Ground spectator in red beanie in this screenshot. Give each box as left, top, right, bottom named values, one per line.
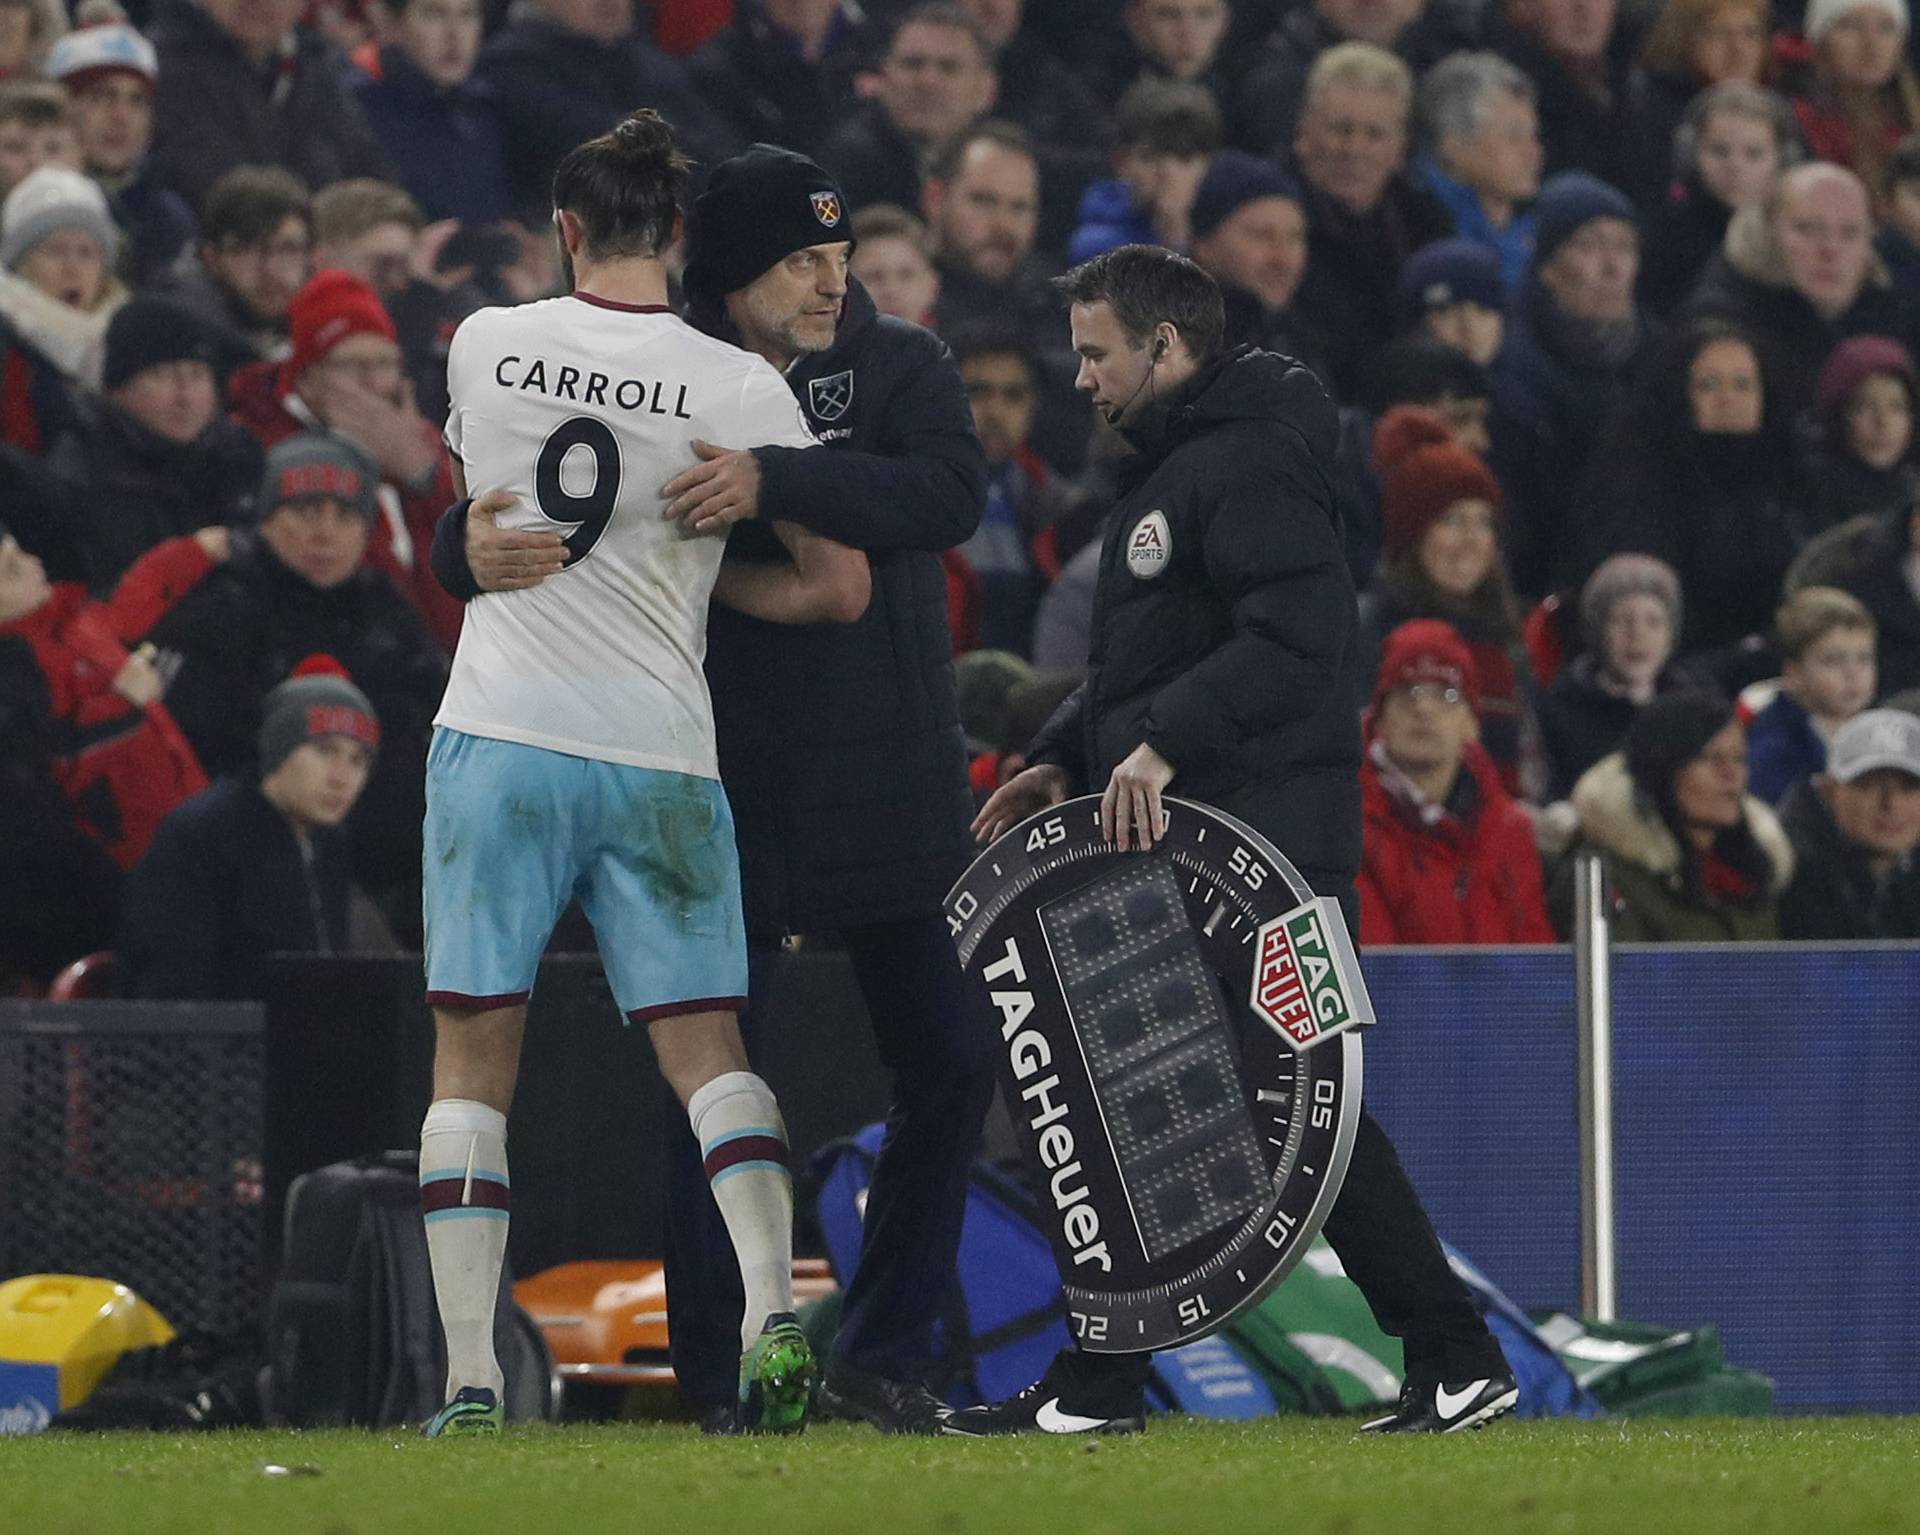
left=1357, top=403, right=1545, bottom=800
left=1359, top=617, right=1554, bottom=945
left=228, top=266, right=460, bottom=649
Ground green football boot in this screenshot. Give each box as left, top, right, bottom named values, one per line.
left=422, top=1385, right=504, bottom=1438
left=736, top=1312, right=818, bottom=1435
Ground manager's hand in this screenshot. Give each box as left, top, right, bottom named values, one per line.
left=467, top=488, right=566, bottom=592
left=662, top=439, right=761, bottom=533
left=1102, top=742, right=1175, bottom=852
left=972, top=763, right=1070, bottom=845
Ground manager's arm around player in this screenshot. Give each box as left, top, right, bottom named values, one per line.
left=432, top=146, right=998, bottom=1435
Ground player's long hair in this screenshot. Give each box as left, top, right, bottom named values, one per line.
left=552, top=109, right=690, bottom=261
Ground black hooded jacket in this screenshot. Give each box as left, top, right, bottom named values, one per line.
left=1027, top=346, right=1363, bottom=884
left=1568, top=324, right=1822, bottom=660
left=49, top=401, right=263, bottom=592
left=433, top=281, right=986, bottom=937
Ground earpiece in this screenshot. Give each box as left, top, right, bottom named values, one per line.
left=1151, top=337, right=1167, bottom=362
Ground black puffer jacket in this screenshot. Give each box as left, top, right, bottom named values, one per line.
left=1028, top=346, right=1363, bottom=884
left=715, top=283, right=985, bottom=935
left=120, top=776, right=353, bottom=1000
left=433, top=282, right=986, bottom=937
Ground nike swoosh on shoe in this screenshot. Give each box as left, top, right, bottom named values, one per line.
left=1434, top=1380, right=1490, bottom=1418
left=1035, top=1398, right=1111, bottom=1433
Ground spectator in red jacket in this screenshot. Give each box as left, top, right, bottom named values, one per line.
left=227, top=266, right=460, bottom=648
left=1359, top=618, right=1556, bottom=944
left=0, top=516, right=208, bottom=871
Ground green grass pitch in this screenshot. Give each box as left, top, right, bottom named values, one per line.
left=6, top=1418, right=1917, bottom=1535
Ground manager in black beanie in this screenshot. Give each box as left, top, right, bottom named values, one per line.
left=681, top=142, right=853, bottom=325
left=435, top=137, right=990, bottom=1433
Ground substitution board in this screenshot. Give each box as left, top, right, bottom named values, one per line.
left=946, top=796, right=1368, bottom=1353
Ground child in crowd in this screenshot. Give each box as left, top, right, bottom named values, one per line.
left=849, top=203, right=940, bottom=327
left=0, top=516, right=209, bottom=870
left=1360, top=405, right=1546, bottom=800
left=118, top=656, right=380, bottom=1000
left=1873, top=131, right=1920, bottom=292
left=1747, top=586, right=1879, bottom=802
left=1067, top=78, right=1220, bottom=263
left=0, top=80, right=78, bottom=198
left=1395, top=239, right=1506, bottom=369
left=1640, top=82, right=1797, bottom=314
left=1540, top=554, right=1699, bottom=799
left=1808, top=334, right=1917, bottom=523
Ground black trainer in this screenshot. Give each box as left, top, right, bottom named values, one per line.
left=941, top=1350, right=1146, bottom=1438
left=1360, top=1373, right=1519, bottom=1434
left=813, top=1358, right=950, bottom=1435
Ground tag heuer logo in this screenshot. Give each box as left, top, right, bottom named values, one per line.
left=1250, top=898, right=1372, bottom=1050
left=808, top=369, right=853, bottom=421
left=1126, top=510, right=1170, bottom=579
left=810, top=190, right=842, bottom=227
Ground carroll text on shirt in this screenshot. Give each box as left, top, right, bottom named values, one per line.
left=492, top=355, right=692, bottom=418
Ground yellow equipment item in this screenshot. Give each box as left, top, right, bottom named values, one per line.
left=0, top=1274, right=175, bottom=1433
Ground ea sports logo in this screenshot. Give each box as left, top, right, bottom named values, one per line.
left=1126, top=510, right=1170, bottom=579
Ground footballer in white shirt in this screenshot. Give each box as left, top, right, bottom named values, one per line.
left=415, top=112, right=865, bottom=1440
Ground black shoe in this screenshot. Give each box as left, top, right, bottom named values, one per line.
left=941, top=1350, right=1146, bottom=1438
left=1360, top=1373, right=1518, bottom=1434
left=814, top=1358, right=950, bottom=1435
left=699, top=1402, right=740, bottom=1436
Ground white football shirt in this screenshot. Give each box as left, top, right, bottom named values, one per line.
left=437, top=294, right=816, bottom=778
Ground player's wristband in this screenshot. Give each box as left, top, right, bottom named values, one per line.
left=429, top=498, right=482, bottom=603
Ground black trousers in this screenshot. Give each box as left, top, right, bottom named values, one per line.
left=663, top=913, right=999, bottom=1409
left=1099, top=874, right=1506, bottom=1392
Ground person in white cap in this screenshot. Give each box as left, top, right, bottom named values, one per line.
left=47, top=12, right=196, bottom=286
left=1787, top=0, right=1918, bottom=204
left=1779, top=706, right=1920, bottom=936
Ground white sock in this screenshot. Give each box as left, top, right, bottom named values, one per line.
left=688, top=1071, right=794, bottom=1348
left=419, top=1097, right=509, bottom=1399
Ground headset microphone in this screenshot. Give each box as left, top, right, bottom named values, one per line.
left=1103, top=334, right=1170, bottom=425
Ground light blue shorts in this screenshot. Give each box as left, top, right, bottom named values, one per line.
left=422, top=728, right=747, bottom=1022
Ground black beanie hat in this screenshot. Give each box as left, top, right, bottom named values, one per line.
left=1624, top=691, right=1735, bottom=821
left=103, top=297, right=221, bottom=392
left=682, top=144, right=850, bottom=310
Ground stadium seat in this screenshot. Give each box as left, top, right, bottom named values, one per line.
left=47, top=952, right=119, bottom=1002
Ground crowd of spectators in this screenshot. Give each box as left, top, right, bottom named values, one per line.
left=7, top=0, right=1920, bottom=999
